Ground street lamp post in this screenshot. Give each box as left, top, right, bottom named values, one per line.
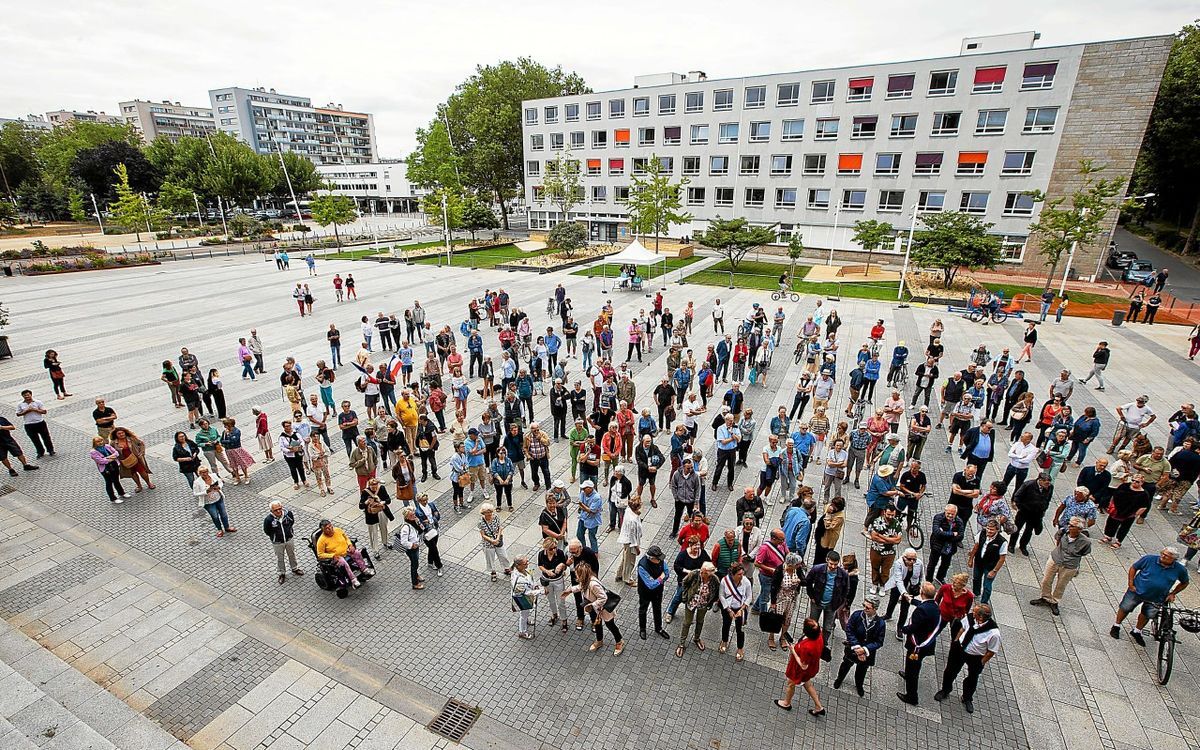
left=827, top=200, right=841, bottom=266
left=899, top=208, right=922, bottom=301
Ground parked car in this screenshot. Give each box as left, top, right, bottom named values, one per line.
left=1106, top=249, right=1138, bottom=269
left=1122, top=259, right=1156, bottom=285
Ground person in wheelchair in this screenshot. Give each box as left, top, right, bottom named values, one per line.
left=315, top=519, right=374, bottom=588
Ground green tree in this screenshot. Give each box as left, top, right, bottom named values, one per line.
left=157, top=181, right=196, bottom=224
left=0, top=122, right=45, bottom=204
left=695, top=217, right=777, bottom=272
left=421, top=58, right=588, bottom=229
left=628, top=154, right=692, bottom=252
left=406, top=120, right=461, bottom=192
left=548, top=220, right=587, bottom=257
left=909, top=211, right=1002, bottom=288
left=200, top=133, right=275, bottom=208
left=0, top=200, right=18, bottom=227
left=786, top=233, right=805, bottom=287
left=36, top=121, right=139, bottom=190
left=460, top=196, right=499, bottom=241
left=270, top=151, right=324, bottom=198
left=850, top=219, right=894, bottom=272
left=67, top=189, right=86, bottom=223
left=420, top=186, right=464, bottom=234
left=309, top=193, right=358, bottom=248
left=71, top=140, right=160, bottom=205
left=108, top=163, right=163, bottom=241
left=541, top=153, right=582, bottom=234
left=1027, top=160, right=1125, bottom=289
left=16, top=177, right=68, bottom=221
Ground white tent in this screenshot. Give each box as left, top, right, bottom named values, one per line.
left=601, top=239, right=668, bottom=289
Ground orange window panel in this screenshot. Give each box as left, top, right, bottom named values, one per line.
left=958, top=151, right=988, bottom=165
left=837, top=153, right=863, bottom=171
left=614, top=128, right=630, bottom=143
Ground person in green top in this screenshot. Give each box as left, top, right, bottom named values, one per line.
left=568, top=417, right=591, bottom=484
left=194, top=418, right=232, bottom=476
left=711, top=527, right=742, bottom=577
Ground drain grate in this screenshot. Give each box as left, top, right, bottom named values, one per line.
left=0, top=485, right=14, bottom=497
left=427, top=698, right=480, bottom=742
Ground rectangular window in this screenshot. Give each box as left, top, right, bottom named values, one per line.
left=686, top=91, right=704, bottom=113
left=638, top=127, right=655, bottom=147
left=632, top=158, right=649, bottom=176
left=802, top=153, right=826, bottom=175
left=1001, top=150, right=1035, bottom=175
left=690, top=124, right=709, bottom=144
left=1021, top=62, right=1058, bottom=90
left=778, top=83, right=801, bottom=106
left=550, top=133, right=564, bottom=150
left=1004, top=192, right=1035, bottom=216
left=879, top=189, right=904, bottom=212
left=615, top=186, right=630, bottom=203
left=744, top=188, right=765, bottom=207
left=614, top=128, right=630, bottom=147
left=609, top=99, right=625, bottom=118
left=565, top=103, right=579, bottom=122
left=918, top=190, right=946, bottom=212
left=886, top=74, right=915, bottom=99
left=569, top=131, right=584, bottom=149
left=1023, top=107, right=1059, bottom=133
left=890, top=114, right=917, bottom=137
left=815, top=118, right=839, bottom=140
left=810, top=80, right=834, bottom=104
left=771, top=154, right=793, bottom=176
left=658, top=156, right=674, bottom=173
left=960, top=191, right=989, bottom=214
left=781, top=119, right=804, bottom=141
left=687, top=187, right=706, bottom=206
left=586, top=158, right=601, bottom=176
left=749, top=121, right=771, bottom=142
left=525, top=108, right=538, bottom=125
left=837, top=153, right=863, bottom=175
left=592, top=130, right=608, bottom=148
left=718, top=122, right=739, bottom=143
left=999, top=235, right=1027, bottom=261
left=545, top=106, right=559, bottom=123
left=914, top=152, right=943, bottom=175
left=532, top=186, right=544, bottom=202
left=745, top=85, right=766, bottom=108
left=847, top=76, right=874, bottom=101
left=777, top=223, right=796, bottom=241
left=658, top=94, right=676, bottom=115
left=526, top=160, right=540, bottom=176
left=808, top=188, right=831, bottom=209
left=663, top=126, right=682, bottom=145
left=714, top=89, right=734, bottom=111
left=740, top=155, right=760, bottom=175
left=531, top=134, right=544, bottom=151
left=842, top=189, right=867, bottom=210
left=975, top=109, right=1008, bottom=135
left=851, top=115, right=877, bottom=138
left=710, top=155, right=729, bottom=175
left=957, top=151, right=988, bottom=175
left=875, top=153, right=901, bottom=176
left=931, top=111, right=960, bottom=136
left=608, top=158, right=624, bottom=175
left=592, top=185, right=607, bottom=202
left=682, top=156, right=700, bottom=176
left=714, top=187, right=734, bottom=207
left=929, top=70, right=958, bottom=96
left=586, top=101, right=601, bottom=120
left=775, top=187, right=798, bottom=208
left=972, top=66, right=1006, bottom=93
left=633, top=97, right=649, bottom=116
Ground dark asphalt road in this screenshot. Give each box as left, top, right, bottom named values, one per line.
left=1109, top=227, right=1200, bottom=302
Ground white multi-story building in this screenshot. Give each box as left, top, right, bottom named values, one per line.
left=118, top=100, right=215, bottom=143
left=0, top=115, right=51, bottom=131
left=521, top=32, right=1172, bottom=273
left=315, top=161, right=421, bottom=214
left=44, top=109, right=123, bottom=126
left=208, top=86, right=377, bottom=165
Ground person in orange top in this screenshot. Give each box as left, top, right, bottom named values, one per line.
left=677, top=511, right=710, bottom=549
left=775, top=617, right=826, bottom=716
left=600, top=424, right=623, bottom=483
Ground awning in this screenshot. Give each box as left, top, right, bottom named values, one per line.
left=663, top=126, right=681, bottom=139
left=887, top=74, right=915, bottom=92
left=915, top=152, right=943, bottom=166
left=608, top=158, right=624, bottom=170
left=848, top=77, right=874, bottom=88
left=607, top=240, right=666, bottom=265
left=586, top=159, right=601, bottom=169
left=852, top=115, right=878, bottom=125
left=974, top=66, right=1006, bottom=84
left=838, top=153, right=864, bottom=171
left=1023, top=62, right=1058, bottom=77
left=958, top=151, right=988, bottom=165
left=614, top=128, right=630, bottom=143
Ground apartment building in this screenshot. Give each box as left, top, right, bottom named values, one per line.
left=521, top=32, right=1172, bottom=274
left=315, top=161, right=421, bottom=214
left=0, top=115, right=51, bottom=131
left=44, top=110, right=123, bottom=126
left=208, top=86, right=377, bottom=165
left=118, top=100, right=215, bottom=142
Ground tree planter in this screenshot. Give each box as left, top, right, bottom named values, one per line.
left=23, top=261, right=162, bottom=276
left=0, top=336, right=11, bottom=360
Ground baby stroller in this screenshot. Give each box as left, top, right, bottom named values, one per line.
left=308, top=528, right=375, bottom=598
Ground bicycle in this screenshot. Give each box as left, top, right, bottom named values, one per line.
left=849, top=397, right=870, bottom=425
left=772, top=290, right=801, bottom=303
left=889, top=364, right=909, bottom=390
left=1149, top=601, right=1200, bottom=685
left=793, top=341, right=806, bottom=365
left=966, top=307, right=1008, bottom=325
left=901, top=497, right=925, bottom=550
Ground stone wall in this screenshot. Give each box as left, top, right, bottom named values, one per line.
left=1021, top=35, right=1174, bottom=277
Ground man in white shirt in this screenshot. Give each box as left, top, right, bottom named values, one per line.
left=1109, top=396, right=1155, bottom=454
left=711, top=299, right=725, bottom=334
left=1001, top=431, right=1040, bottom=491
left=16, top=390, right=53, bottom=458
left=935, top=603, right=1001, bottom=713
left=306, top=394, right=331, bottom=447
left=616, top=498, right=643, bottom=586
left=813, top=373, right=835, bottom=409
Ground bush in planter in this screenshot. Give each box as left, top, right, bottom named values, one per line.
left=1, top=250, right=20, bottom=261
left=292, top=224, right=311, bottom=233
left=30, top=240, right=50, bottom=257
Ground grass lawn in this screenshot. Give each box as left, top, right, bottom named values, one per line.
left=686, top=260, right=903, bottom=302
left=983, top=282, right=1126, bottom=306
left=570, top=256, right=703, bottom=279
left=411, top=243, right=535, bottom=269
left=326, top=239, right=462, bottom=260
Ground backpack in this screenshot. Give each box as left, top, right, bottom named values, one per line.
left=354, top=377, right=367, bottom=393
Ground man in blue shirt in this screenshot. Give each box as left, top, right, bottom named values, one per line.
left=782, top=502, right=812, bottom=558
left=790, top=424, right=817, bottom=470
left=887, top=341, right=909, bottom=388
left=715, top=335, right=732, bottom=383
left=865, top=465, right=900, bottom=528
left=467, top=330, right=484, bottom=378
left=1112, top=547, right=1189, bottom=645
left=961, top=420, right=996, bottom=475
left=464, top=428, right=489, bottom=503
left=577, top=480, right=603, bottom=552
left=712, top=414, right=739, bottom=491
left=544, top=327, right=562, bottom=372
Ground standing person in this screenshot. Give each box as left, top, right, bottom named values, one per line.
left=345, top=273, right=357, bottom=300
left=1078, top=341, right=1110, bottom=391
left=925, top=505, right=965, bottom=583
left=896, top=582, right=942, bottom=706
left=349, top=435, right=377, bottom=492
left=1108, top=396, right=1155, bottom=455
left=537, top=536, right=570, bottom=631
left=1009, top=473, right=1053, bottom=554
left=218, top=421, right=252, bottom=486
left=1038, top=289, right=1055, bottom=322
left=292, top=283, right=307, bottom=316
left=89, top=436, right=128, bottom=503
left=1144, top=291, right=1162, bottom=324
left=935, top=603, right=1002, bottom=714
left=207, top=369, right=227, bottom=419
left=110, top=426, right=154, bottom=491
left=263, top=501, right=304, bottom=584
left=92, top=398, right=118, bottom=440
left=171, top=430, right=201, bottom=489
left=563, top=562, right=626, bottom=655
left=774, top=618, right=826, bottom=716
left=1015, top=322, right=1038, bottom=364
left=359, top=477, right=394, bottom=558
left=967, top=520, right=1007, bottom=604
left=411, top=492, right=443, bottom=577
left=616, top=499, right=643, bottom=586
left=193, top=466, right=236, bottom=537
left=1030, top=516, right=1092, bottom=616
left=161, top=361, right=183, bottom=409
left=805, top=550, right=850, bottom=652
left=718, top=565, right=753, bottom=661
left=675, top=562, right=720, bottom=657
left=237, top=338, right=256, bottom=381
left=833, top=596, right=886, bottom=697
left=16, top=391, right=53, bottom=458
left=248, top=330, right=265, bottom=374
left=911, top=358, right=939, bottom=408
left=577, top=480, right=603, bottom=553
left=866, top=505, right=904, bottom=596
left=1101, top=475, right=1151, bottom=549
left=277, top=421, right=310, bottom=490
left=42, top=350, right=70, bottom=399
left=478, top=503, right=512, bottom=581
left=395, top=508, right=426, bottom=591
left=637, top=545, right=671, bottom=640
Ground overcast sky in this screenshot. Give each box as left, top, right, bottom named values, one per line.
left=2, top=1, right=1191, bottom=158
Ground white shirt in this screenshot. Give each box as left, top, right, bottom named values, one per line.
left=618, top=509, right=643, bottom=546
left=306, top=403, right=328, bottom=428
left=1008, top=440, right=1040, bottom=469
left=712, top=304, right=724, bottom=320
left=396, top=522, right=422, bottom=549
left=192, top=474, right=224, bottom=503
left=15, top=400, right=45, bottom=425
left=278, top=431, right=305, bottom=457
left=362, top=323, right=374, bottom=339
left=814, top=377, right=835, bottom=399
left=959, top=617, right=1003, bottom=656
left=1120, top=403, right=1154, bottom=429
left=719, top=575, right=753, bottom=610
left=882, top=558, right=924, bottom=593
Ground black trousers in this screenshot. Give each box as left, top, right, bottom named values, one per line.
left=911, top=385, right=932, bottom=407
left=671, top=501, right=695, bottom=537
left=469, top=352, right=483, bottom=377
left=626, top=343, right=642, bottom=362
left=494, top=482, right=513, bottom=508
left=886, top=588, right=912, bottom=627
left=940, top=643, right=986, bottom=701
left=100, top=465, right=124, bottom=501
left=380, top=330, right=393, bottom=350
left=404, top=546, right=420, bottom=586
left=551, top=410, right=567, bottom=439
left=926, top=549, right=954, bottom=582
left=835, top=650, right=871, bottom=690
left=424, top=536, right=442, bottom=569
left=24, top=423, right=53, bottom=456
left=790, top=393, right=809, bottom=420
left=1011, top=509, right=1043, bottom=550
left=419, top=451, right=439, bottom=480
left=530, top=457, right=550, bottom=489
left=284, top=455, right=306, bottom=484
left=713, top=449, right=736, bottom=489
left=721, top=610, right=745, bottom=648
left=901, top=651, right=928, bottom=701
left=639, top=587, right=664, bottom=632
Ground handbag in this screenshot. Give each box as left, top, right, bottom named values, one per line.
left=1037, top=451, right=1053, bottom=469
left=602, top=589, right=622, bottom=612
left=457, top=473, right=472, bottom=488
left=423, top=527, right=439, bottom=541
left=119, top=452, right=138, bottom=468
left=759, top=610, right=785, bottom=632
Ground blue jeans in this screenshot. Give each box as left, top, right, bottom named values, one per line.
left=204, top=498, right=230, bottom=531
left=381, top=389, right=397, bottom=414
left=668, top=580, right=686, bottom=616
left=576, top=520, right=598, bottom=552
left=1066, top=440, right=1090, bottom=464
left=364, top=333, right=373, bottom=352
left=241, top=360, right=255, bottom=380
left=1039, top=302, right=1050, bottom=322
left=582, top=350, right=593, bottom=370
left=754, top=571, right=773, bottom=611
left=972, top=567, right=995, bottom=604
left=330, top=345, right=342, bottom=367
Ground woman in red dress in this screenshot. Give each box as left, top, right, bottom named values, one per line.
left=775, top=617, right=826, bottom=716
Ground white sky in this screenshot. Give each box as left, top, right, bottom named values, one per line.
left=1, top=0, right=1191, bottom=158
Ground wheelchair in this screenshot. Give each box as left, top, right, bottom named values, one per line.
left=308, top=528, right=376, bottom=598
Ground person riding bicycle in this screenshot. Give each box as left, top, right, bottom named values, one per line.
left=800, top=317, right=820, bottom=342
left=895, top=460, right=927, bottom=525
left=887, top=341, right=909, bottom=388
left=778, top=272, right=790, bottom=293
left=986, top=292, right=1002, bottom=315
left=1111, top=546, right=1190, bottom=646
left=869, top=320, right=885, bottom=345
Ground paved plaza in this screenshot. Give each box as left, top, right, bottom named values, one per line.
left=0, top=251, right=1197, bottom=750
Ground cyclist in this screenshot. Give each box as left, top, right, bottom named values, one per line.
left=896, top=460, right=927, bottom=526
left=778, top=272, right=790, bottom=293
left=846, top=363, right=868, bottom=418
left=869, top=320, right=885, bottom=347
left=799, top=316, right=820, bottom=342
left=887, top=341, right=909, bottom=388
left=1111, top=546, right=1190, bottom=646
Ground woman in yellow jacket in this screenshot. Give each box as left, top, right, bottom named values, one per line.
left=315, top=520, right=373, bottom=587
left=394, top=390, right=421, bottom=449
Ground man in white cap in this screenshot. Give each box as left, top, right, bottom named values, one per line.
left=577, top=479, right=603, bottom=552
left=1031, top=515, right=1091, bottom=616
